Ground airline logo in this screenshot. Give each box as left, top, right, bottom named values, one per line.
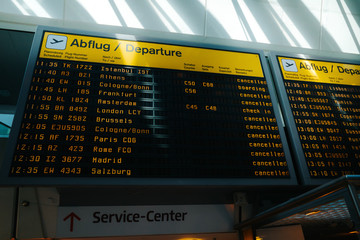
left=46, top=34, right=67, bottom=50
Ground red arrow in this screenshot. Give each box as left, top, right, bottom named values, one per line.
left=63, top=212, right=81, bottom=232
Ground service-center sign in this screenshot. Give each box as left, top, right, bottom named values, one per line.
left=57, top=204, right=234, bottom=238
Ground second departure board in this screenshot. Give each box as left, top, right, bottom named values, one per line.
left=270, top=52, right=360, bottom=185
left=0, top=26, right=296, bottom=185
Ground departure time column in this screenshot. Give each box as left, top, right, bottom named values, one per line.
left=11, top=59, right=89, bottom=176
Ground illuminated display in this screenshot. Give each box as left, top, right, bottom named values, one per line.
left=272, top=54, right=360, bottom=184
left=0, top=27, right=296, bottom=185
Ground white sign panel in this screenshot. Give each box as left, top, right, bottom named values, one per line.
left=57, top=204, right=234, bottom=238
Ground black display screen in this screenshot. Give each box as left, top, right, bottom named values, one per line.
left=0, top=27, right=295, bottom=185
left=272, top=54, right=360, bottom=184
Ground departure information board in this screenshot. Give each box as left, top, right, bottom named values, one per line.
left=270, top=52, right=360, bottom=185
left=0, top=26, right=296, bottom=185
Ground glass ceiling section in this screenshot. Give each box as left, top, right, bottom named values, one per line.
left=76, top=0, right=122, bottom=26
left=113, top=0, right=143, bottom=29
left=268, top=1, right=311, bottom=48
left=334, top=0, right=360, bottom=52
left=11, top=0, right=50, bottom=18
left=73, top=0, right=196, bottom=33
left=149, top=0, right=193, bottom=34
left=1, top=0, right=359, bottom=53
